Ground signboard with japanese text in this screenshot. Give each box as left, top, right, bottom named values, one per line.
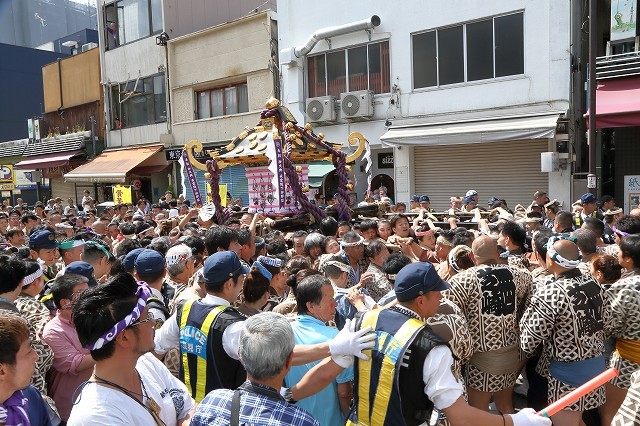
left=112, top=185, right=132, bottom=205
left=624, top=175, right=640, bottom=213
left=166, top=148, right=211, bottom=162
left=205, top=182, right=227, bottom=206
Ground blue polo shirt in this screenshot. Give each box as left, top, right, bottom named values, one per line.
left=284, top=315, right=353, bottom=426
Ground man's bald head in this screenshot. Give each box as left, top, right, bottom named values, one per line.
left=630, top=208, right=640, bottom=217
left=548, top=239, right=580, bottom=269
left=471, top=236, right=499, bottom=263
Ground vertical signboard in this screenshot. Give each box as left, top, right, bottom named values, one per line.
left=611, top=0, right=637, bottom=41
left=624, top=175, right=640, bottom=213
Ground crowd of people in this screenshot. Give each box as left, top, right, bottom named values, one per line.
left=1, top=187, right=640, bottom=426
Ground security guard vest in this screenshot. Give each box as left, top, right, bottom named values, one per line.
left=176, top=299, right=246, bottom=402
left=347, top=308, right=447, bottom=426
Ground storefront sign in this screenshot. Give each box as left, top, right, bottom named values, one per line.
left=14, top=170, right=36, bottom=189
left=166, top=148, right=211, bottom=161
left=0, top=165, right=14, bottom=183
left=624, top=175, right=640, bottom=213
left=611, top=0, right=637, bottom=41
left=43, top=165, right=73, bottom=178
left=0, top=184, right=14, bottom=191
left=205, top=182, right=227, bottom=206
left=1, top=191, right=10, bottom=198
left=112, top=185, right=132, bottom=204
left=378, top=152, right=394, bottom=169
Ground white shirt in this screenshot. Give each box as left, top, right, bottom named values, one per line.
left=67, top=353, right=195, bottom=426
left=149, top=287, right=167, bottom=322
left=154, top=294, right=244, bottom=360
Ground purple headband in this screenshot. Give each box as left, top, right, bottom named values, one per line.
left=612, top=226, right=630, bottom=238
left=85, top=282, right=153, bottom=351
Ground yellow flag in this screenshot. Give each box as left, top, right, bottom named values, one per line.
left=112, top=185, right=132, bottom=205
left=219, top=184, right=227, bottom=207
left=205, top=183, right=227, bottom=207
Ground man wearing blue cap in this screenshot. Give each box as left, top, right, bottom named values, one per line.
left=575, top=193, right=604, bottom=228
left=29, top=229, right=59, bottom=285
left=419, top=195, right=435, bottom=213
left=346, top=261, right=550, bottom=426
left=410, top=195, right=422, bottom=212
left=155, top=251, right=377, bottom=404
left=134, top=249, right=169, bottom=322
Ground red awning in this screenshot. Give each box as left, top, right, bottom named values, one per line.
left=587, top=77, right=640, bottom=128
left=14, top=150, right=84, bottom=170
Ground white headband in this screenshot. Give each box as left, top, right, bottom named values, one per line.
left=340, top=235, right=365, bottom=248
left=23, top=268, right=43, bottom=287
left=166, top=251, right=192, bottom=266
left=325, top=260, right=351, bottom=273
left=547, top=236, right=582, bottom=269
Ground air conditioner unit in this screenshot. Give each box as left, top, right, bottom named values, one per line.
left=305, top=96, right=337, bottom=123
left=340, top=90, right=374, bottom=120
left=81, top=42, right=98, bottom=52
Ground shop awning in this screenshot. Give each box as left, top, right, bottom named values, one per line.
left=308, top=162, right=335, bottom=187
left=586, top=77, right=640, bottom=128
left=380, top=113, right=561, bottom=147
left=14, top=150, right=84, bottom=170
left=63, top=145, right=164, bottom=183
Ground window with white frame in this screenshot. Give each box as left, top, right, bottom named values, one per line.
left=110, top=73, right=166, bottom=129
left=196, top=83, right=249, bottom=119
left=412, top=12, right=524, bottom=88
left=307, top=40, right=390, bottom=98
left=104, top=0, right=163, bottom=49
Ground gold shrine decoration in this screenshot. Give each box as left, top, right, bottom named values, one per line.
left=183, top=131, right=367, bottom=172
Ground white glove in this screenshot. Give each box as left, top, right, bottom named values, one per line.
left=328, top=318, right=376, bottom=359
left=509, top=408, right=552, bottom=426
left=331, top=354, right=354, bottom=369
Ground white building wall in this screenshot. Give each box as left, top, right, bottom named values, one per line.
left=278, top=0, right=572, bottom=206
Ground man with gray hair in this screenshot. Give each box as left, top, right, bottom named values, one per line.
left=191, top=312, right=320, bottom=425
left=164, top=244, right=196, bottom=315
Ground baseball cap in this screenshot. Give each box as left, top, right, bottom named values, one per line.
left=465, top=190, right=478, bottom=197
left=395, top=262, right=450, bottom=302
left=463, top=196, right=477, bottom=205
left=123, top=248, right=146, bottom=272
left=29, top=230, right=58, bottom=250
left=64, top=261, right=98, bottom=287
left=580, top=193, right=597, bottom=204
left=411, top=195, right=421, bottom=202
left=419, top=195, right=430, bottom=203
left=134, top=249, right=166, bottom=275
left=202, top=251, right=249, bottom=285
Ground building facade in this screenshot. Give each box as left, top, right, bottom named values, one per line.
left=66, top=0, right=278, bottom=204
left=278, top=0, right=573, bottom=209
left=168, top=11, right=278, bottom=205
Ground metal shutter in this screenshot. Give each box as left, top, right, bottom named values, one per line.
left=185, top=166, right=248, bottom=207
left=220, top=166, right=248, bottom=207
left=413, top=140, right=549, bottom=210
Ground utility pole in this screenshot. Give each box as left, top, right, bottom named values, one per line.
left=587, top=0, right=597, bottom=196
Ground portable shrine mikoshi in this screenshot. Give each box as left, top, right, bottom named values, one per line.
left=182, top=98, right=371, bottom=227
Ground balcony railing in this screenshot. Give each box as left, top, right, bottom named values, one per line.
left=596, top=51, right=640, bottom=80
